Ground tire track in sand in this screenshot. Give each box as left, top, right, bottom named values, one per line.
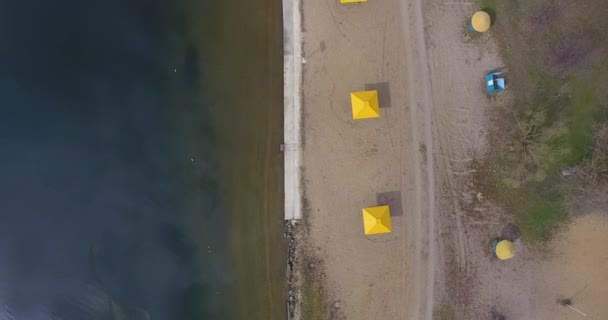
left=399, top=0, right=438, bottom=319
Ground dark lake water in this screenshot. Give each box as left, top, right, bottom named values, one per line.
left=0, top=0, right=285, bottom=319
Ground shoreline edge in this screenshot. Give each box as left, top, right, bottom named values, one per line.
left=282, top=0, right=303, bottom=319
left=282, top=0, right=302, bottom=221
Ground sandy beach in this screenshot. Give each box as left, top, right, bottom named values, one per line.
left=290, top=0, right=608, bottom=319
left=295, top=0, right=500, bottom=318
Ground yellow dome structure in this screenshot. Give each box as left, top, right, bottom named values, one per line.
left=471, top=11, right=491, bottom=32
left=495, top=240, right=516, bottom=260
left=351, top=90, right=380, bottom=119
left=362, top=205, right=392, bottom=235
left=340, top=0, right=367, bottom=3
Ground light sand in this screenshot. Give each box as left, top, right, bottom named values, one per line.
left=296, top=0, right=607, bottom=319
left=298, top=0, right=501, bottom=318
left=539, top=214, right=608, bottom=319
left=469, top=213, right=608, bottom=319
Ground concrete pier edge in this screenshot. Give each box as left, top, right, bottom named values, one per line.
left=282, top=0, right=302, bottom=221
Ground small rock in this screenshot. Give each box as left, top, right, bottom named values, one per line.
left=476, top=192, right=484, bottom=203
left=333, top=302, right=341, bottom=309
left=561, top=167, right=575, bottom=176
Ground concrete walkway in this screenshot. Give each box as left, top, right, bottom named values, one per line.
left=282, top=0, right=302, bottom=220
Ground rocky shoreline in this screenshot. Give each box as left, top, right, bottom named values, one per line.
left=284, top=220, right=299, bottom=319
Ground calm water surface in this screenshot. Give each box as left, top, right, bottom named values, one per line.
left=0, top=0, right=285, bottom=319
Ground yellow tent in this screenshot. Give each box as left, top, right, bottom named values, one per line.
left=362, top=205, right=392, bottom=235
left=351, top=90, right=380, bottom=119
left=471, top=11, right=491, bottom=32
left=496, top=240, right=516, bottom=260
left=340, top=0, right=367, bottom=3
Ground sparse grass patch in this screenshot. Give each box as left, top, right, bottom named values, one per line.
left=577, top=122, right=608, bottom=183
left=480, top=0, right=497, bottom=23
left=299, top=190, right=328, bottom=320
left=486, top=165, right=568, bottom=242
left=434, top=302, right=455, bottom=320
left=482, top=0, right=607, bottom=242
left=500, top=185, right=566, bottom=242
left=301, top=258, right=327, bottom=320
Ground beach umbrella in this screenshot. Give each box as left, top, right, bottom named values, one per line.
left=351, top=90, right=380, bottom=119
left=471, top=11, right=491, bottom=32
left=495, top=240, right=516, bottom=260
left=362, top=205, right=392, bottom=235
left=340, top=0, right=367, bottom=3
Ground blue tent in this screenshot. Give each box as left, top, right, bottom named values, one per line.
left=485, top=72, right=506, bottom=93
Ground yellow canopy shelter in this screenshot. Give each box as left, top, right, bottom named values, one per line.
left=362, top=205, right=392, bottom=235
left=496, top=240, right=516, bottom=260
left=351, top=90, right=380, bottom=119
left=340, top=0, right=367, bottom=3
left=471, top=11, right=491, bottom=32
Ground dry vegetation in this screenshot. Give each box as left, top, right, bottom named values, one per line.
left=581, top=122, right=608, bottom=183
left=482, top=0, right=608, bottom=241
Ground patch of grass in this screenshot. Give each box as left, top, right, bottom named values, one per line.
left=301, top=260, right=327, bottom=320
left=434, top=302, right=455, bottom=320
left=588, top=122, right=608, bottom=181
left=299, top=192, right=328, bottom=320
left=481, top=0, right=607, bottom=242
left=480, top=0, right=495, bottom=10
left=557, top=80, right=598, bottom=163
left=480, top=0, right=497, bottom=23
left=488, top=171, right=567, bottom=242
left=506, top=187, right=566, bottom=242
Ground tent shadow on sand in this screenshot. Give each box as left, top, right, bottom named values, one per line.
left=365, top=82, right=392, bottom=108
left=376, top=191, right=403, bottom=216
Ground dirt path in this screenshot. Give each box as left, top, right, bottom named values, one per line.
left=399, top=0, right=439, bottom=318
left=415, top=0, right=506, bottom=317
left=399, top=0, right=509, bottom=317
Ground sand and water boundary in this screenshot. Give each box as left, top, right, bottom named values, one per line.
left=282, top=0, right=302, bottom=318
